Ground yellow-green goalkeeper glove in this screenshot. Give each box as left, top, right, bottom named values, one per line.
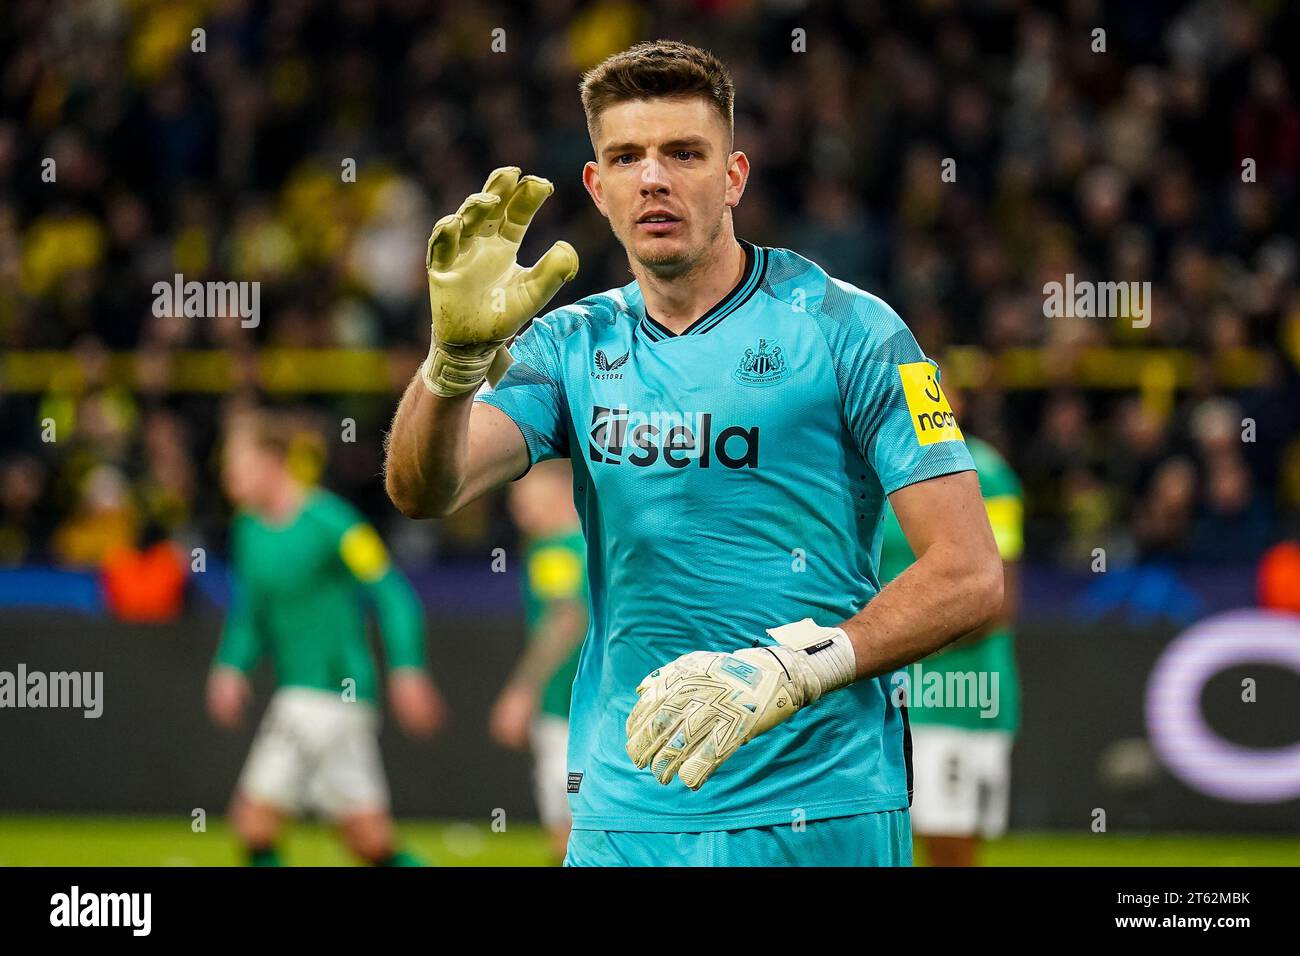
left=626, top=619, right=858, bottom=790
left=421, top=166, right=579, bottom=397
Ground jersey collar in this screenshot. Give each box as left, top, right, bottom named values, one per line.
left=634, top=239, right=767, bottom=342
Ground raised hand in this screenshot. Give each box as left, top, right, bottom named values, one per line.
left=421, top=166, right=579, bottom=397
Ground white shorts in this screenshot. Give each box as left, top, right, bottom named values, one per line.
left=910, top=725, right=1013, bottom=839
left=530, top=714, right=571, bottom=830
left=237, top=687, right=389, bottom=819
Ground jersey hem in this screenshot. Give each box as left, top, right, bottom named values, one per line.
left=570, top=792, right=910, bottom=833
left=908, top=717, right=1020, bottom=735
left=273, top=682, right=380, bottom=705
left=884, top=464, right=976, bottom=497
left=474, top=395, right=537, bottom=481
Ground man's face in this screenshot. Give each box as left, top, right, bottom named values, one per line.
left=221, top=431, right=278, bottom=510
left=583, top=96, right=747, bottom=278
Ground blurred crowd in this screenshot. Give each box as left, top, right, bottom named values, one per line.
left=1, top=0, right=1299, bottom=576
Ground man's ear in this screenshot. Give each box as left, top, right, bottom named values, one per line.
left=724, top=150, right=750, bottom=209
left=582, top=161, right=609, bottom=219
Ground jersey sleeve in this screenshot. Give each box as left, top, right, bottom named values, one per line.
left=214, top=519, right=265, bottom=674
left=474, top=312, right=571, bottom=471
left=316, top=495, right=428, bottom=671
left=815, top=281, right=975, bottom=494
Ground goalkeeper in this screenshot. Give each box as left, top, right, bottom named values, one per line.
left=384, top=41, right=1001, bottom=866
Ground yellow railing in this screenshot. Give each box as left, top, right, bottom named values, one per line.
left=0, top=346, right=1276, bottom=393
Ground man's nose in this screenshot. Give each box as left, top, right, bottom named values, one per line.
left=640, top=157, right=670, bottom=194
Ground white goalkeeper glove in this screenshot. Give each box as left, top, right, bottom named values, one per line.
left=421, top=166, right=579, bottom=397
left=626, top=619, right=858, bottom=791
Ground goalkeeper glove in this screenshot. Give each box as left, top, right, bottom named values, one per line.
left=421, top=166, right=579, bottom=397
left=626, top=619, right=858, bottom=790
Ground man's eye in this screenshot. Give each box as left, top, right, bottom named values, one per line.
left=675, top=151, right=696, bottom=161
left=615, top=154, right=636, bottom=165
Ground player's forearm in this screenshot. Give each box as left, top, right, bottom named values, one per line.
left=507, top=601, right=587, bottom=690
left=949, top=560, right=1018, bottom=649
left=384, top=376, right=476, bottom=518
left=839, top=540, right=1003, bottom=678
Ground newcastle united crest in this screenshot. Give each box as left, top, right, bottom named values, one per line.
left=733, top=338, right=790, bottom=387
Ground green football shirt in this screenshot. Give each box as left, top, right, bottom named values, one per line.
left=214, top=489, right=427, bottom=702
left=879, top=436, right=1022, bottom=733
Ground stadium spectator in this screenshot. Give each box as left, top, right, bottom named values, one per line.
left=1, top=0, right=1297, bottom=571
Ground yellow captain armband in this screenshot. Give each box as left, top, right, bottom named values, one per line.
left=528, top=546, right=583, bottom=601
left=340, top=523, right=391, bottom=582
left=984, top=496, right=1024, bottom=561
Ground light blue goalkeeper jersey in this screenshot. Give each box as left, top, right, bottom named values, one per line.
left=477, top=238, right=976, bottom=832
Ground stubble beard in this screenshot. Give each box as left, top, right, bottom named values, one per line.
left=621, top=213, right=726, bottom=282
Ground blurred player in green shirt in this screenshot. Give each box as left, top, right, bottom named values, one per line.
left=207, top=410, right=445, bottom=866
left=489, top=460, right=589, bottom=862
left=879, top=393, right=1022, bottom=867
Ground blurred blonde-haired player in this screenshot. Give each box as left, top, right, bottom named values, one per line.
left=209, top=409, right=445, bottom=865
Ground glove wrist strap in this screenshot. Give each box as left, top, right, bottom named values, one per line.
left=766, top=619, right=858, bottom=704
left=421, top=338, right=507, bottom=397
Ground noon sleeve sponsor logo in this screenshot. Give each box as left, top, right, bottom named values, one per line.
left=897, top=362, right=964, bottom=445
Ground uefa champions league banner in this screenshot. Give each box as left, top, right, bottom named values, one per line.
left=0, top=608, right=1297, bottom=831
left=1011, top=609, right=1300, bottom=833
left=1144, top=610, right=1300, bottom=806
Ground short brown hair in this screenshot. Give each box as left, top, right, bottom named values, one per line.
left=224, top=408, right=295, bottom=459
left=580, top=40, right=735, bottom=148
left=225, top=407, right=327, bottom=482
